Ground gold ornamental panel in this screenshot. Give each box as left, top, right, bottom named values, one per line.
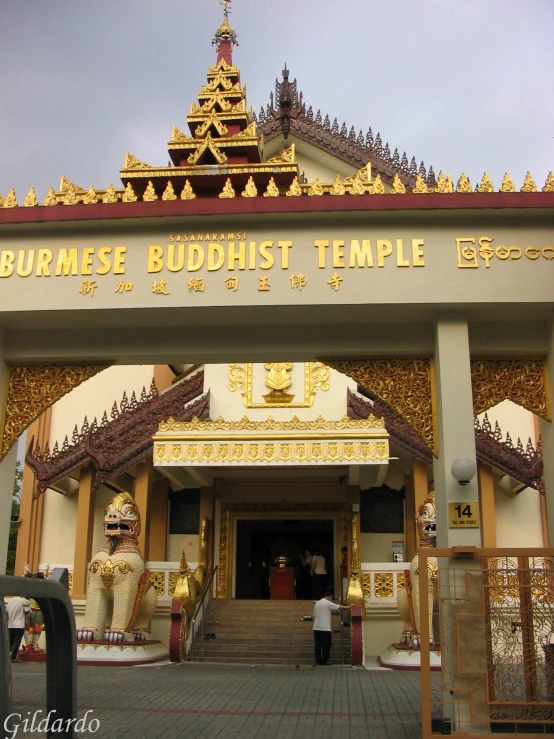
left=168, top=572, right=179, bottom=597
left=471, top=359, right=551, bottom=419
left=361, top=573, right=371, bottom=598
left=396, top=572, right=405, bottom=590
left=0, top=364, right=112, bottom=460
left=228, top=362, right=330, bottom=409
left=374, top=573, right=394, bottom=598
left=325, top=359, right=436, bottom=453
left=148, top=571, right=166, bottom=596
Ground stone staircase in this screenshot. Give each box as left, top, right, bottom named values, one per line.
left=187, top=599, right=351, bottom=666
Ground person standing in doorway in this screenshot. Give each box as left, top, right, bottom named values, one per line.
left=5, top=596, right=30, bottom=662
left=340, top=546, right=349, bottom=604
left=311, top=549, right=327, bottom=600
left=312, top=590, right=351, bottom=666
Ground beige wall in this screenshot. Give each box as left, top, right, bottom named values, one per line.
left=478, top=400, right=537, bottom=446
left=495, top=484, right=544, bottom=547
left=39, top=488, right=78, bottom=565
left=364, top=615, right=403, bottom=657
left=166, top=534, right=199, bottom=562
left=49, top=364, right=154, bottom=447
left=360, top=533, right=405, bottom=563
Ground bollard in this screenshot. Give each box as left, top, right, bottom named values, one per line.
left=0, top=569, right=77, bottom=738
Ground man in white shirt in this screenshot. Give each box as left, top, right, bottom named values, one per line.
left=312, top=589, right=350, bottom=666
left=5, top=596, right=30, bottom=661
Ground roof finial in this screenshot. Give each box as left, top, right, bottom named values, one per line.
left=213, top=0, right=238, bottom=52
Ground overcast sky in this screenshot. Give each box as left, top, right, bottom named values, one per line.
left=1, top=0, right=553, bottom=200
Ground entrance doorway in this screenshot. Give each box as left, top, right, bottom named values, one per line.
left=234, top=518, right=334, bottom=600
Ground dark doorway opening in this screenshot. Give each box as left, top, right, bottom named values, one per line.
left=235, top=518, right=334, bottom=600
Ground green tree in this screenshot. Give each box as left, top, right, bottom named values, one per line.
left=6, top=460, right=23, bottom=575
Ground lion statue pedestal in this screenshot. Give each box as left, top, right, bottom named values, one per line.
left=76, top=492, right=167, bottom=666
left=379, top=492, right=441, bottom=671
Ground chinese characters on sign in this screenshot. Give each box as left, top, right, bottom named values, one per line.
left=152, top=279, right=169, bottom=295
left=79, top=280, right=97, bottom=297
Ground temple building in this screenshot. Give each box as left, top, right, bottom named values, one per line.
left=5, top=5, right=551, bottom=675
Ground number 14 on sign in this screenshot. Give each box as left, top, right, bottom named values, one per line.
left=448, top=502, right=480, bottom=528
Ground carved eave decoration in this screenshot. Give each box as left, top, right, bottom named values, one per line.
left=349, top=389, right=544, bottom=494
left=471, top=359, right=551, bottom=420
left=1, top=364, right=111, bottom=461
left=327, top=359, right=436, bottom=453
left=123, top=152, right=152, bottom=170
left=25, top=371, right=209, bottom=497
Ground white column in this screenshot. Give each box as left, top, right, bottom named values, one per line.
left=541, top=317, right=554, bottom=538
left=433, top=317, right=480, bottom=547
left=0, top=334, right=16, bottom=575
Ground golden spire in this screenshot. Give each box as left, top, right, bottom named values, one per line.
left=143, top=181, right=158, bottom=202
left=23, top=187, right=38, bottom=207
left=499, top=172, right=515, bottom=193
left=412, top=173, right=428, bottom=193
left=263, top=177, right=280, bottom=197
left=543, top=172, right=554, bottom=192
left=476, top=173, right=494, bottom=193
left=308, top=177, right=324, bottom=196
left=181, top=180, right=196, bottom=200
left=456, top=173, right=472, bottom=193
left=213, top=0, right=238, bottom=50
left=83, top=185, right=99, bottom=204
left=4, top=189, right=18, bottom=207
left=390, top=173, right=406, bottom=194
left=241, top=176, right=257, bottom=197
left=286, top=177, right=302, bottom=197
left=520, top=171, right=537, bottom=192
left=43, top=187, right=57, bottom=206
left=63, top=184, right=80, bottom=206
left=102, top=184, right=118, bottom=203
left=370, top=173, right=384, bottom=195
left=219, top=178, right=236, bottom=198
left=330, top=175, right=346, bottom=195
left=162, top=181, right=177, bottom=200
left=122, top=182, right=138, bottom=203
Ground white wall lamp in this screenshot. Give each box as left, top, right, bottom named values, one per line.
left=450, top=458, right=477, bottom=486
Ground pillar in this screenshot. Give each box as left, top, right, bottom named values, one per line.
left=148, top=477, right=169, bottom=561
left=72, top=466, right=96, bottom=600
left=433, top=318, right=480, bottom=547
left=478, top=463, right=496, bottom=547
left=533, top=414, right=550, bottom=547
left=14, top=409, right=52, bottom=575
left=199, top=487, right=215, bottom=569
left=0, top=336, right=16, bottom=575
left=135, top=458, right=153, bottom=559
left=406, top=459, right=429, bottom=560
left=541, top=318, right=554, bottom=543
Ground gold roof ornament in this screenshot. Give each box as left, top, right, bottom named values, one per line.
left=263, top=177, right=279, bottom=197
left=171, top=126, right=195, bottom=143
left=162, top=181, right=177, bottom=201
left=4, top=189, right=18, bottom=208
left=83, top=185, right=99, bottom=205
left=0, top=194, right=4, bottom=207
left=102, top=184, right=119, bottom=204
left=23, top=187, right=38, bottom=207
left=241, top=176, right=258, bottom=198
left=63, top=184, right=80, bottom=206
left=390, top=173, right=406, bottom=194
left=43, top=187, right=57, bottom=206
left=180, top=180, right=196, bottom=200
left=142, top=181, right=158, bottom=202
left=520, top=171, right=537, bottom=192
left=370, top=173, right=384, bottom=194
left=499, top=172, right=515, bottom=193
left=308, top=177, right=324, bottom=196
left=543, top=171, right=554, bottom=192
left=187, top=132, right=228, bottom=166
left=59, top=175, right=83, bottom=193
left=194, top=111, right=229, bottom=138
left=265, top=144, right=295, bottom=165
left=347, top=174, right=366, bottom=195
left=286, top=177, right=302, bottom=197
left=434, top=171, right=452, bottom=193
left=456, top=173, right=472, bottom=193
left=476, top=173, right=494, bottom=193
left=219, top=178, right=236, bottom=198
left=123, top=152, right=151, bottom=170
left=122, top=182, right=138, bottom=203
left=330, top=175, right=346, bottom=195
left=412, top=173, right=428, bottom=193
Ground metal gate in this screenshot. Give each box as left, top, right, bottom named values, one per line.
left=420, top=547, right=554, bottom=738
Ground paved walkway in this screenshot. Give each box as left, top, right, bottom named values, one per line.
left=10, top=661, right=435, bottom=739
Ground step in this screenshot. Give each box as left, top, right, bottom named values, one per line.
left=187, top=655, right=347, bottom=665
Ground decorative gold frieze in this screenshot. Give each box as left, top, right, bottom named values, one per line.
left=412, top=173, right=428, bottom=194
left=361, top=573, right=371, bottom=598
left=476, top=173, right=494, bottom=193
left=102, top=184, right=118, bottom=204
left=325, top=359, right=435, bottom=452
left=520, top=171, right=537, bottom=192
left=263, top=177, right=279, bottom=197
left=456, top=173, right=472, bottom=193
left=83, top=185, right=99, bottom=205
left=434, top=171, right=452, bottom=193
left=390, top=173, right=406, bottom=194
left=142, top=181, right=158, bottom=202
left=370, top=174, right=385, bottom=194
left=286, top=177, right=302, bottom=196
left=0, top=364, right=111, bottom=460
left=543, top=172, right=554, bottom=192
left=219, top=178, right=235, bottom=199
left=157, top=413, right=386, bottom=434
left=180, top=180, right=196, bottom=200
left=228, top=362, right=330, bottom=409
left=122, top=182, right=137, bottom=203
left=241, top=176, right=257, bottom=198
left=471, top=359, right=550, bottom=419
left=499, top=172, right=515, bottom=193
left=308, top=177, right=324, bottom=196
left=23, top=187, right=38, bottom=207
left=148, top=571, right=166, bottom=596
left=374, top=573, right=394, bottom=598
left=43, top=187, right=57, bottom=206
left=162, top=181, right=177, bottom=201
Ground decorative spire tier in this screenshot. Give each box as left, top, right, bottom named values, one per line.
left=119, top=4, right=299, bottom=199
